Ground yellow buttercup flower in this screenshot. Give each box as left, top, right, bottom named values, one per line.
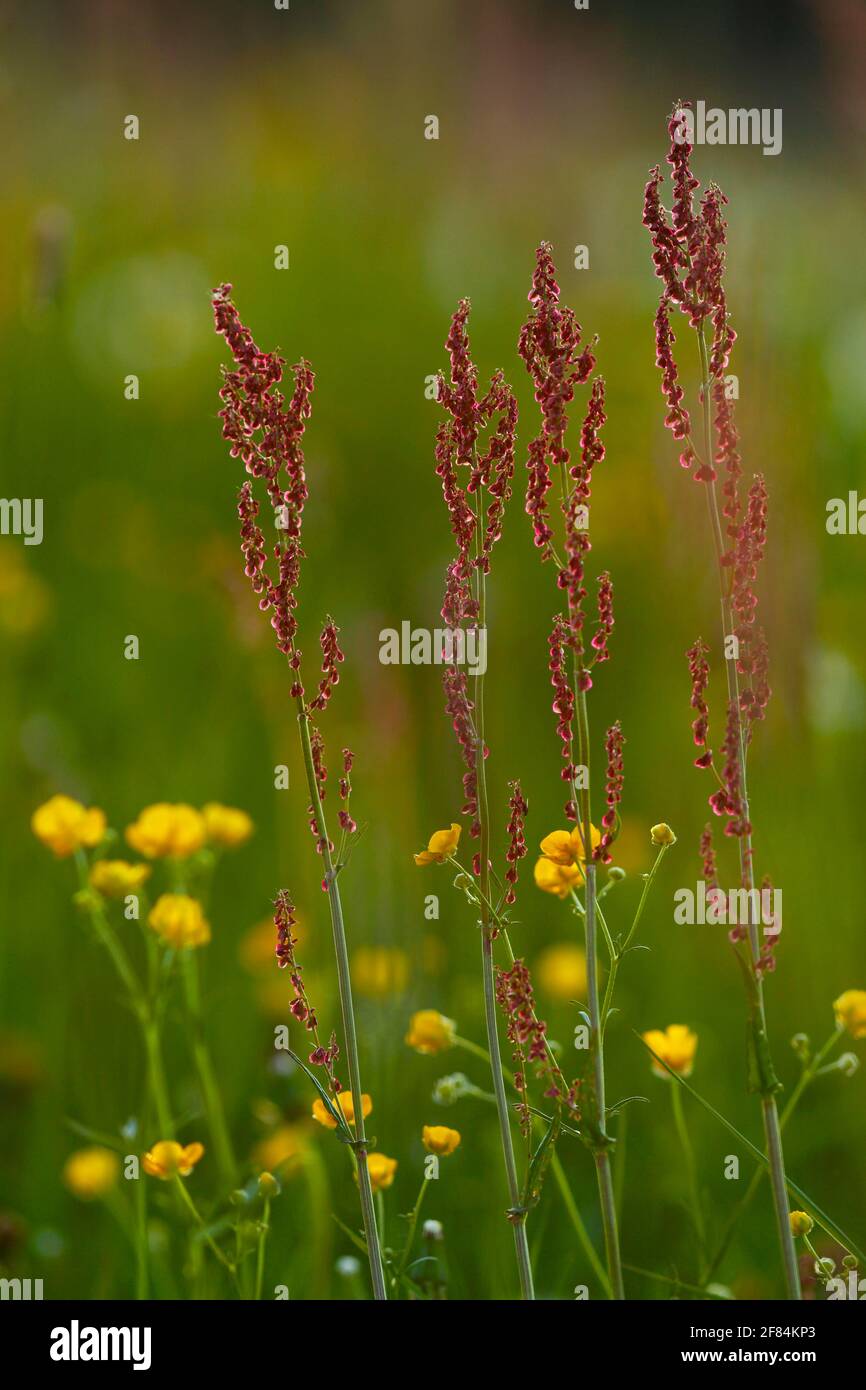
left=833, top=990, right=866, bottom=1040
left=366, top=1153, right=397, bottom=1192
left=533, top=856, right=583, bottom=897
left=650, top=822, right=677, bottom=846
left=252, top=1125, right=308, bottom=1176
left=63, top=1146, right=120, bottom=1199
left=202, top=802, right=254, bottom=849
left=642, top=1025, right=698, bottom=1078
left=89, top=859, right=151, bottom=899
left=535, top=943, right=588, bottom=1001
left=126, top=803, right=206, bottom=859
left=148, top=894, right=211, bottom=949
left=143, top=1140, right=205, bottom=1180
left=31, top=795, right=106, bottom=858
left=539, top=824, right=601, bottom=867
left=351, top=945, right=410, bottom=998
left=405, top=1009, right=457, bottom=1055
left=789, top=1210, right=814, bottom=1238
left=311, top=1091, right=372, bottom=1131
left=422, top=1125, right=461, bottom=1156
left=414, top=823, right=461, bottom=866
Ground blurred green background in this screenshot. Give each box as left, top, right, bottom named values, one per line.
left=1, top=0, right=864, bottom=1299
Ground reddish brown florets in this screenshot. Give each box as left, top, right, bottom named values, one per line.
left=548, top=614, right=578, bottom=821
left=442, top=663, right=482, bottom=839
left=687, top=638, right=713, bottom=767
left=503, top=780, right=529, bottom=906
left=494, top=958, right=561, bottom=1133
left=594, top=721, right=624, bottom=864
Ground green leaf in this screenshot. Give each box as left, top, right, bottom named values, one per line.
left=286, top=1048, right=353, bottom=1139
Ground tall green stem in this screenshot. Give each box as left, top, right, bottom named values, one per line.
left=473, top=511, right=535, bottom=1300
left=294, top=695, right=387, bottom=1301
left=577, top=688, right=625, bottom=1300
left=696, top=324, right=800, bottom=1299
left=671, top=1082, right=706, bottom=1270
left=182, top=952, right=236, bottom=1189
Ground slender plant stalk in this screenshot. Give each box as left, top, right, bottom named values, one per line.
left=394, top=1176, right=430, bottom=1293
left=670, top=1082, right=706, bottom=1268
left=74, top=850, right=174, bottom=1137
left=474, top=522, right=535, bottom=1300
left=294, top=695, right=387, bottom=1301
left=696, top=324, right=800, bottom=1299
left=576, top=688, right=625, bottom=1300
left=181, top=953, right=236, bottom=1189
left=254, top=1196, right=271, bottom=1300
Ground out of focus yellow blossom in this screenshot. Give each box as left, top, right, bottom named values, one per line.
left=366, top=1153, right=397, bottom=1191
left=0, top=549, right=50, bottom=635
left=422, top=1125, right=461, bottom=1156
left=202, top=802, right=254, bottom=848
left=148, top=894, right=211, bottom=949
left=63, top=1146, right=120, bottom=1199
left=143, top=1140, right=204, bottom=1180
left=126, top=803, right=206, bottom=859
left=642, top=1025, right=698, bottom=1078
left=533, top=857, right=583, bottom=898
left=89, top=859, right=151, bottom=898
left=535, top=943, right=588, bottom=1001
left=414, top=823, right=461, bottom=866
left=405, top=1009, right=456, bottom=1055
left=252, top=1125, right=308, bottom=1176
left=31, top=795, right=106, bottom=858
left=539, top=824, right=601, bottom=867
left=833, top=990, right=866, bottom=1039
left=312, top=1091, right=372, bottom=1131
left=351, top=945, right=410, bottom=998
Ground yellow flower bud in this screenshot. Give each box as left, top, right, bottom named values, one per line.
left=789, top=1210, right=814, bottom=1238
left=650, top=823, right=677, bottom=846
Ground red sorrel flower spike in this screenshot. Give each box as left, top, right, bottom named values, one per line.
left=548, top=614, right=578, bottom=820
left=494, top=958, right=568, bottom=1132
left=435, top=302, right=518, bottom=627
left=709, top=698, right=750, bottom=838
left=591, top=571, right=614, bottom=664
left=214, top=285, right=315, bottom=673
left=699, top=823, right=718, bottom=892
left=595, top=721, right=624, bottom=864
left=519, top=243, right=596, bottom=564
left=306, top=725, right=334, bottom=860
left=309, top=617, right=344, bottom=713
left=442, top=664, right=482, bottom=839
left=238, top=481, right=269, bottom=601
left=503, top=780, right=528, bottom=906
left=686, top=637, right=713, bottom=766
left=338, top=746, right=357, bottom=835
left=654, top=298, right=695, bottom=470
